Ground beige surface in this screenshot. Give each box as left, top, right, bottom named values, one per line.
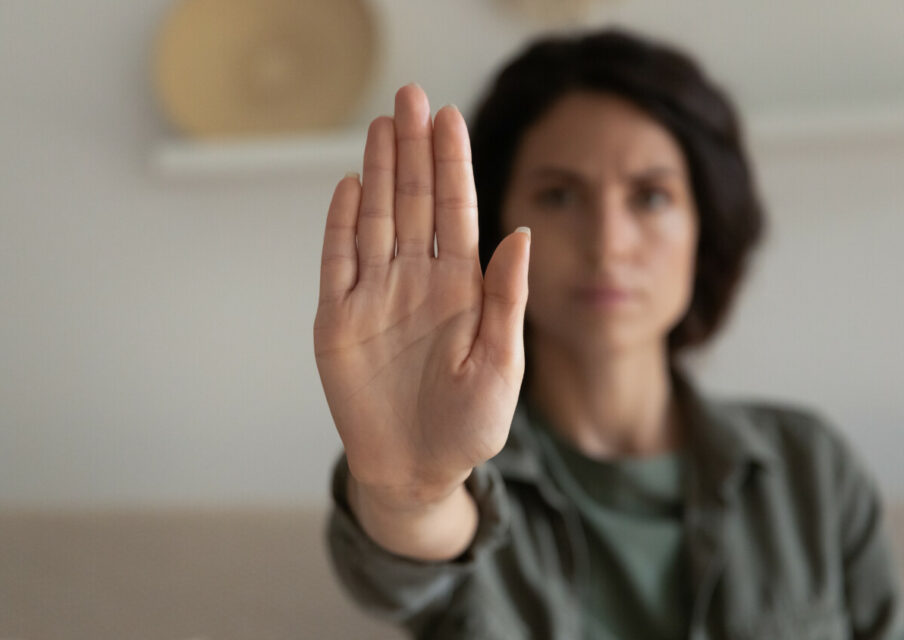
left=154, top=0, right=378, bottom=137
left=2, top=505, right=903, bottom=639
left=0, top=508, right=403, bottom=640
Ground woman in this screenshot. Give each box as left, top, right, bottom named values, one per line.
left=314, top=29, right=903, bottom=639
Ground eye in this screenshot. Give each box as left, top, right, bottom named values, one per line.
left=535, top=186, right=580, bottom=210
left=631, top=185, right=673, bottom=212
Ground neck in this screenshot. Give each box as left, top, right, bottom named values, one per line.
left=526, top=333, right=684, bottom=459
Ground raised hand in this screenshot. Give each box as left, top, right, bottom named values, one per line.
left=314, top=84, right=530, bottom=553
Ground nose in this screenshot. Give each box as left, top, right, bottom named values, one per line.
left=585, top=195, right=638, bottom=267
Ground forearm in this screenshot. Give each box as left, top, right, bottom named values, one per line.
left=347, top=473, right=479, bottom=562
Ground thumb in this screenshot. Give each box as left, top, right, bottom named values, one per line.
left=473, top=227, right=531, bottom=373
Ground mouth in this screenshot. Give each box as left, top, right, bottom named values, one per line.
left=573, top=286, right=634, bottom=307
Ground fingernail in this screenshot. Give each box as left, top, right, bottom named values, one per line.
left=344, top=171, right=360, bottom=181
left=445, top=103, right=459, bottom=113
left=515, top=226, right=531, bottom=238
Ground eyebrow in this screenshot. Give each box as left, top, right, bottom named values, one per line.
left=525, top=165, right=683, bottom=182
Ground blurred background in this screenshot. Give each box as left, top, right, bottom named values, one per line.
left=1, top=0, right=902, bottom=638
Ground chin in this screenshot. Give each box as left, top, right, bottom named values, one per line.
left=561, top=326, right=651, bottom=357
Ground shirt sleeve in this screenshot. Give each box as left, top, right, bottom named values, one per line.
left=833, top=428, right=904, bottom=639
left=324, top=453, right=510, bottom=631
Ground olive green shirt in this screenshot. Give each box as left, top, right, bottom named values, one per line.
left=327, top=365, right=904, bottom=639
left=531, top=407, right=691, bottom=639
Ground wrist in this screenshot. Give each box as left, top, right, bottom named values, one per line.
left=347, top=474, right=479, bottom=561
left=348, top=470, right=471, bottom=514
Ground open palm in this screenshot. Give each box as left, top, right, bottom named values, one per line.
left=313, top=84, right=530, bottom=503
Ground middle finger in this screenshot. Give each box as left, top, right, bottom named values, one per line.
left=393, top=84, right=435, bottom=259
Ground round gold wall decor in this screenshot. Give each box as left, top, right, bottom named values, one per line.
left=153, top=0, right=378, bottom=138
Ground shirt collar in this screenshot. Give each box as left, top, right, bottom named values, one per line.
left=671, top=363, right=778, bottom=501
left=490, top=363, right=778, bottom=502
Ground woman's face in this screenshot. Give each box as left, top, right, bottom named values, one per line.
left=501, top=91, right=699, bottom=356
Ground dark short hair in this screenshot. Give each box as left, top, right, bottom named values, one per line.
left=469, top=28, right=767, bottom=358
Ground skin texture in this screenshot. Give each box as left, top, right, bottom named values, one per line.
left=502, top=91, right=699, bottom=458
left=314, top=84, right=530, bottom=560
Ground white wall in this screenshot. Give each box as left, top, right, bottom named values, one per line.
left=1, top=0, right=902, bottom=507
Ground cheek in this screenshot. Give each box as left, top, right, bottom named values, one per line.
left=523, top=236, right=576, bottom=318
left=652, top=216, right=698, bottom=303
left=525, top=241, right=563, bottom=295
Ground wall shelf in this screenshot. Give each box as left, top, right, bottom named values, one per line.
left=149, top=130, right=367, bottom=178
left=149, top=105, right=904, bottom=178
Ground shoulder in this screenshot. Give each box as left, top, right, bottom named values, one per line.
left=713, top=394, right=879, bottom=503
left=725, top=394, right=859, bottom=461
left=709, top=395, right=892, bottom=566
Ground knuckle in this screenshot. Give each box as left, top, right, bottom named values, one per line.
left=362, top=161, right=393, bottom=175
left=435, top=195, right=477, bottom=211
left=321, top=252, right=354, bottom=266
left=359, top=205, right=389, bottom=219
left=395, top=238, right=430, bottom=256
left=324, top=221, right=355, bottom=233
left=395, top=180, right=433, bottom=198
left=483, top=289, right=517, bottom=309
left=435, top=155, right=472, bottom=166
left=358, top=253, right=390, bottom=269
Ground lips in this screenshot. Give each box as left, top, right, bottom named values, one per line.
left=574, top=285, right=634, bottom=305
